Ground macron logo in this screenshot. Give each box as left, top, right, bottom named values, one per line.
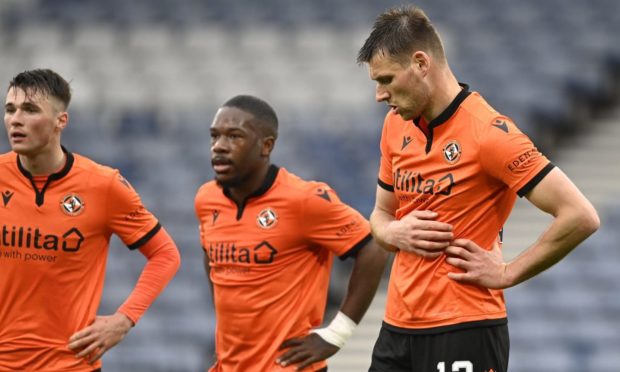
left=401, top=136, right=414, bottom=150
left=492, top=119, right=509, bottom=133
left=2, top=190, right=14, bottom=207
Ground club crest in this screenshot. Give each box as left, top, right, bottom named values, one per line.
left=60, top=194, right=85, bottom=216
left=443, top=140, right=462, bottom=164
left=257, top=208, right=277, bottom=229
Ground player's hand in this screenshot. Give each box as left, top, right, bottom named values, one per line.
left=445, top=239, right=510, bottom=289
left=386, top=210, right=453, bottom=258
left=67, top=312, right=134, bottom=364
left=276, top=333, right=339, bottom=371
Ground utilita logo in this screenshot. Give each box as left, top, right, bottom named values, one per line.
left=207, top=240, right=277, bottom=265
left=0, top=225, right=84, bottom=252
left=393, top=168, right=455, bottom=196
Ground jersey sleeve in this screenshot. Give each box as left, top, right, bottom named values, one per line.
left=302, top=184, right=372, bottom=259
left=106, top=171, right=160, bottom=249
left=479, top=117, right=554, bottom=197
left=378, top=114, right=394, bottom=191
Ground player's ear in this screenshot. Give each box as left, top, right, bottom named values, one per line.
left=56, top=111, right=68, bottom=131
left=260, top=136, right=275, bottom=157
left=411, top=51, right=430, bottom=75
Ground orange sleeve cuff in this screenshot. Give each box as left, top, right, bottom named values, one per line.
left=117, top=227, right=181, bottom=324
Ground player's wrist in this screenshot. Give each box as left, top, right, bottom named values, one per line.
left=312, top=311, right=357, bottom=348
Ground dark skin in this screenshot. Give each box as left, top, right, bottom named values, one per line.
left=275, top=238, right=386, bottom=370
left=207, top=106, right=388, bottom=371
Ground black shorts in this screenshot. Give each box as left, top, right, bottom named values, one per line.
left=369, top=322, right=509, bottom=372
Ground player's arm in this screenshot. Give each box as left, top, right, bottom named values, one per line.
left=370, top=185, right=453, bottom=258
left=445, top=168, right=599, bottom=288
left=68, top=227, right=181, bottom=364
left=277, top=237, right=387, bottom=370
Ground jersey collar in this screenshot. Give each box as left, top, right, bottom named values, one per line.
left=414, top=83, right=470, bottom=130
left=414, top=83, right=471, bottom=154
left=16, top=146, right=75, bottom=206
left=223, top=164, right=280, bottom=220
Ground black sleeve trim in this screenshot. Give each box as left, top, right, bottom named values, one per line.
left=377, top=178, right=394, bottom=192
left=517, top=163, right=555, bottom=197
left=339, top=233, right=372, bottom=260
left=128, top=222, right=162, bottom=250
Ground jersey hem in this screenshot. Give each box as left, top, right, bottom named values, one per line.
left=382, top=316, right=507, bottom=335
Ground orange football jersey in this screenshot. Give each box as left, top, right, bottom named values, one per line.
left=378, top=86, right=553, bottom=332
left=195, top=166, right=371, bottom=372
left=0, top=149, right=160, bottom=371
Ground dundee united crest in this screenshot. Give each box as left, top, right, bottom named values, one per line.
left=60, top=194, right=85, bottom=216
left=257, top=208, right=278, bottom=229
left=443, top=140, right=462, bottom=164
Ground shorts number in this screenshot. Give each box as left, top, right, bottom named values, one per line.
left=437, top=361, right=473, bottom=372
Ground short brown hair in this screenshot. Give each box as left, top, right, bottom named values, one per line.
left=8, top=69, right=72, bottom=109
left=357, top=5, right=445, bottom=64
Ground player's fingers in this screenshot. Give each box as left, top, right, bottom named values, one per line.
left=417, top=220, right=453, bottom=232
left=277, top=346, right=304, bottom=364
left=408, top=210, right=438, bottom=219
left=279, top=337, right=303, bottom=350
left=413, top=230, right=453, bottom=243
left=296, top=355, right=321, bottom=371
left=68, top=327, right=92, bottom=344
left=447, top=271, right=471, bottom=282
left=87, top=347, right=106, bottom=364
left=445, top=256, right=469, bottom=270
left=75, top=339, right=100, bottom=358
left=451, top=239, right=481, bottom=251
left=285, top=350, right=311, bottom=365
left=414, top=240, right=450, bottom=251
left=445, top=246, right=473, bottom=259
left=68, top=333, right=96, bottom=351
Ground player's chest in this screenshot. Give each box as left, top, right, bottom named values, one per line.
left=199, top=202, right=303, bottom=263
left=389, top=130, right=482, bottom=200
left=0, top=180, right=105, bottom=239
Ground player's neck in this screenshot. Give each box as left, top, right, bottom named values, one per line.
left=228, top=162, right=271, bottom=205
left=423, top=68, right=462, bottom=123
left=18, top=146, right=66, bottom=176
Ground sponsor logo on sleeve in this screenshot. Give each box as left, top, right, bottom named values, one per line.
left=507, top=148, right=538, bottom=172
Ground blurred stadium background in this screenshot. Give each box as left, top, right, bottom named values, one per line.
left=1, top=0, right=619, bottom=371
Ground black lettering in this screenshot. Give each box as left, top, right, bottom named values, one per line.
left=238, top=248, right=250, bottom=263
left=33, top=228, right=43, bottom=248
left=230, top=245, right=237, bottom=263
left=423, top=179, right=435, bottom=194
left=43, top=235, right=58, bottom=250
left=25, top=227, right=31, bottom=247
left=415, top=174, right=424, bottom=194
left=437, top=173, right=455, bottom=195
left=62, top=228, right=84, bottom=252
left=1, top=225, right=8, bottom=246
